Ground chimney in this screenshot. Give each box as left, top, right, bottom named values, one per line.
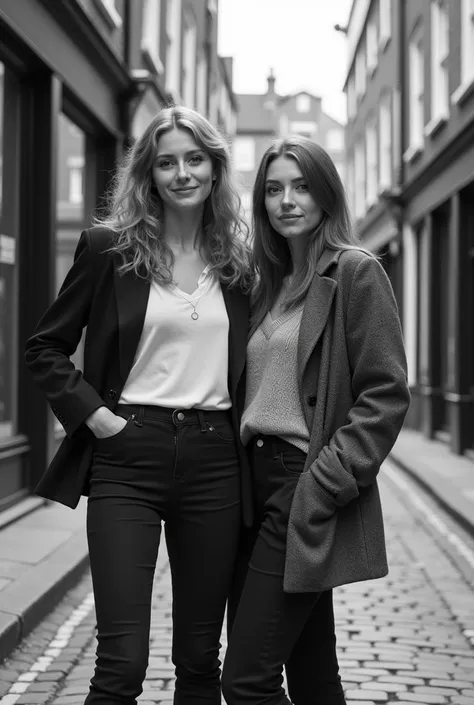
left=267, top=68, right=276, bottom=96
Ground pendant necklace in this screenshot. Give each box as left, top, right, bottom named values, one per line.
left=188, top=300, right=199, bottom=320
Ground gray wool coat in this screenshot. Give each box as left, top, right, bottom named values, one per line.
left=283, top=247, right=410, bottom=593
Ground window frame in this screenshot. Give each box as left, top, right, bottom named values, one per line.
left=141, top=0, right=164, bottom=76
left=425, top=0, right=449, bottom=136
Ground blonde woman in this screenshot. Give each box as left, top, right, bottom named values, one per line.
left=25, top=107, right=252, bottom=705
left=223, top=136, right=410, bottom=705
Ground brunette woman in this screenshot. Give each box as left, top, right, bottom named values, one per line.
left=222, top=136, right=410, bottom=705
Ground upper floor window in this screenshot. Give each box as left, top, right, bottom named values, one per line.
left=142, top=0, right=163, bottom=75
left=296, top=94, right=311, bottom=113
left=453, top=0, right=474, bottom=103
left=94, top=0, right=122, bottom=28
left=354, top=139, right=366, bottom=220
left=326, top=129, right=344, bottom=152
left=166, top=0, right=182, bottom=97
left=182, top=12, right=197, bottom=108
left=366, top=13, right=379, bottom=76
left=347, top=73, right=356, bottom=120
left=233, top=137, right=255, bottom=172
left=196, top=53, right=208, bottom=117
left=379, top=92, right=392, bottom=191
left=355, top=42, right=367, bottom=99
left=407, top=25, right=424, bottom=156
left=429, top=1, right=449, bottom=127
left=365, top=120, right=378, bottom=207
left=379, top=0, right=392, bottom=48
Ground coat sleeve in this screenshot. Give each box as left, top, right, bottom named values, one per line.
left=309, top=255, right=410, bottom=507
left=24, top=229, right=106, bottom=437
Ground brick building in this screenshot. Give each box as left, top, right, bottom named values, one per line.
left=233, top=70, right=346, bottom=220
left=0, top=0, right=236, bottom=516
left=343, top=0, right=474, bottom=458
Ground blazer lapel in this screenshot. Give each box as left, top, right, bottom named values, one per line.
left=114, top=264, right=150, bottom=384
left=297, top=248, right=341, bottom=379
left=221, top=284, right=249, bottom=398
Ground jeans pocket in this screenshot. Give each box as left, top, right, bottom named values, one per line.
left=205, top=421, right=235, bottom=443
left=94, top=414, right=135, bottom=445
left=277, top=450, right=304, bottom=477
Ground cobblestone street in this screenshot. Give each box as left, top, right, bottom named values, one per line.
left=1, top=459, right=473, bottom=705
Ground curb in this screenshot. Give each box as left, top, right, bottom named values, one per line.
left=389, top=451, right=474, bottom=539
left=0, top=532, right=89, bottom=663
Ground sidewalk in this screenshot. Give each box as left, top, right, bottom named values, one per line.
left=389, top=428, right=474, bottom=536
left=0, top=427, right=473, bottom=667
left=0, top=498, right=88, bottom=663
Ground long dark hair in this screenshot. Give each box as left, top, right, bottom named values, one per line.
left=251, top=136, right=371, bottom=333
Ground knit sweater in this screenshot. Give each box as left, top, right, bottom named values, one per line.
left=240, top=304, right=310, bottom=452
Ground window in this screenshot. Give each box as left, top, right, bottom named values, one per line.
left=365, top=120, right=377, bottom=207
left=347, top=73, right=356, bottom=119
left=346, top=155, right=355, bottom=217
left=379, top=0, right=391, bottom=48
left=233, top=137, right=255, bottom=171
left=67, top=157, right=84, bottom=204
left=427, top=1, right=449, bottom=130
left=461, top=0, right=474, bottom=84
left=366, top=14, right=378, bottom=75
left=354, top=139, right=366, bottom=220
left=296, top=94, right=311, bottom=113
left=290, top=121, right=318, bottom=137
left=196, top=53, right=208, bottom=116
left=326, top=129, right=344, bottom=151
left=166, top=0, right=182, bottom=97
left=182, top=14, right=197, bottom=108
left=142, top=0, right=163, bottom=75
left=355, top=43, right=366, bottom=99
left=406, top=26, right=424, bottom=159
left=379, top=93, right=392, bottom=191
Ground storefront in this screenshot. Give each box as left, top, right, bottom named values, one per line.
left=0, top=0, right=133, bottom=515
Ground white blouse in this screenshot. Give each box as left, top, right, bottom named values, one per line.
left=119, top=266, right=231, bottom=410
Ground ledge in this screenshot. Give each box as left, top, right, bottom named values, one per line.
left=92, top=0, right=123, bottom=29
left=451, top=77, right=474, bottom=107
left=403, top=143, right=423, bottom=165
left=424, top=114, right=448, bottom=140
left=141, top=44, right=165, bottom=77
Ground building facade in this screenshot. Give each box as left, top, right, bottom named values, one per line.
left=0, top=0, right=236, bottom=516
left=233, top=71, right=346, bottom=220
left=343, top=0, right=474, bottom=458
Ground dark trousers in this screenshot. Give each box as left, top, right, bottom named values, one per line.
left=222, top=435, right=346, bottom=705
left=84, top=404, right=241, bottom=705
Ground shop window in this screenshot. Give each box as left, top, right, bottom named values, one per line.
left=233, top=137, right=255, bottom=172
left=0, top=61, right=17, bottom=441
left=56, top=114, right=86, bottom=382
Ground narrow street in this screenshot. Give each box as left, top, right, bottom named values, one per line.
left=1, top=459, right=473, bottom=705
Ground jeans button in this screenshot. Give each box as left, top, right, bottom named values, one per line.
left=256, top=439, right=264, bottom=448
left=177, top=412, right=185, bottom=421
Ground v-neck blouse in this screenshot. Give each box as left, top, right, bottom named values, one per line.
left=119, top=266, right=231, bottom=410
left=240, top=303, right=310, bottom=452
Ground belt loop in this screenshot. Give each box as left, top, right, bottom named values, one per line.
left=197, top=409, right=207, bottom=433
left=134, top=406, right=144, bottom=427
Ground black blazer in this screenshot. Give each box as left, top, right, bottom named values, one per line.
left=25, top=226, right=253, bottom=526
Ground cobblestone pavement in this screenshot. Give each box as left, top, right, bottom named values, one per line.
left=1, top=459, right=474, bottom=705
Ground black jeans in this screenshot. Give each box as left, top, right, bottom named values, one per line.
left=84, top=404, right=241, bottom=705
left=222, top=435, right=346, bottom=705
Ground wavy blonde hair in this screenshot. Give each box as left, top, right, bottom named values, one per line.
left=250, top=136, right=374, bottom=333
left=96, top=106, right=252, bottom=289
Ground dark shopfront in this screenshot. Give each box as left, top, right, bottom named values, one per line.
left=0, top=0, right=132, bottom=516
left=403, top=133, right=474, bottom=459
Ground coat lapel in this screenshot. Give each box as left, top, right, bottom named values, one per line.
left=114, top=264, right=151, bottom=384
left=221, top=284, right=249, bottom=398
left=297, top=248, right=341, bottom=379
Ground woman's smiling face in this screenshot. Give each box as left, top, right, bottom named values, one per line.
left=152, top=128, right=215, bottom=212
left=264, top=155, right=324, bottom=241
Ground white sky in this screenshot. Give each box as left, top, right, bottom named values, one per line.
left=217, top=0, right=353, bottom=124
